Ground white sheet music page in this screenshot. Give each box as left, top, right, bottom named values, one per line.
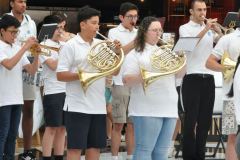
left=173, top=37, right=200, bottom=53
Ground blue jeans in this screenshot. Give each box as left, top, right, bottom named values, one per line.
left=0, top=105, right=22, bottom=160
left=132, top=116, right=176, bottom=160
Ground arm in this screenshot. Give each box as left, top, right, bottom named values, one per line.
left=44, top=58, right=58, bottom=71
left=23, top=55, right=39, bottom=75
left=57, top=71, right=79, bottom=82
left=122, top=40, right=135, bottom=55
left=1, top=45, right=28, bottom=70
left=205, top=54, right=223, bottom=72
left=1, top=37, right=37, bottom=70
left=123, top=74, right=142, bottom=87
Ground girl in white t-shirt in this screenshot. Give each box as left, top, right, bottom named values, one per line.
left=0, top=14, right=39, bottom=160
left=39, top=15, right=66, bottom=160
left=122, top=16, right=178, bottom=160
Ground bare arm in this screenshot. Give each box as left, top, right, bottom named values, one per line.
left=23, top=55, right=39, bottom=75
left=57, top=71, right=79, bottom=82
left=1, top=45, right=28, bottom=70
left=206, top=54, right=223, bottom=72
left=123, top=74, right=142, bottom=87
left=44, top=59, right=58, bottom=71
left=122, top=40, right=135, bottom=55
left=1, top=37, right=38, bottom=70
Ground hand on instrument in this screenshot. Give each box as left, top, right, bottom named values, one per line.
left=113, top=40, right=122, bottom=55
left=205, top=18, right=218, bottom=30
left=23, top=37, right=39, bottom=51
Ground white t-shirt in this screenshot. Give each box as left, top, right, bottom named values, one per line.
left=8, top=11, right=37, bottom=46
left=179, top=20, right=214, bottom=75
left=39, top=39, right=66, bottom=95
left=234, top=65, right=240, bottom=125
left=57, top=34, right=106, bottom=114
left=0, top=40, right=29, bottom=106
left=108, top=23, right=137, bottom=85
left=122, top=44, right=178, bottom=118
left=212, top=29, right=240, bottom=99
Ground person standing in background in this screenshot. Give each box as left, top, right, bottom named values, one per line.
left=108, top=2, right=138, bottom=160
left=179, top=0, right=222, bottom=159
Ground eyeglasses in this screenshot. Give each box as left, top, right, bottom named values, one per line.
left=6, top=29, right=19, bottom=36
left=125, top=15, right=139, bottom=20
left=148, top=28, right=163, bottom=33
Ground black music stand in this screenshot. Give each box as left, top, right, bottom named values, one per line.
left=38, top=23, right=58, bottom=42
left=223, top=12, right=240, bottom=28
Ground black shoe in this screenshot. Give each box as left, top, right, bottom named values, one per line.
left=18, top=151, right=36, bottom=160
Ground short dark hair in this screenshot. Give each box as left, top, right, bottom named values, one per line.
left=135, top=16, right=159, bottom=52
left=43, top=15, right=63, bottom=25
left=77, top=5, right=101, bottom=23
left=190, top=0, right=206, bottom=9
left=0, top=14, right=20, bottom=30
left=119, top=2, right=138, bottom=16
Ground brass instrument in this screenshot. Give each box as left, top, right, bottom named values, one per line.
left=221, top=52, right=236, bottom=82
left=203, top=17, right=235, bottom=35
left=21, top=41, right=60, bottom=56
left=78, top=31, right=124, bottom=93
left=140, top=43, right=186, bottom=92
left=29, top=43, right=60, bottom=56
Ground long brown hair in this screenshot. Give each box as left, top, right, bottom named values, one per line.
left=135, top=16, right=159, bottom=52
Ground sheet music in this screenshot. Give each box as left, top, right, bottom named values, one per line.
left=173, top=37, right=200, bottom=53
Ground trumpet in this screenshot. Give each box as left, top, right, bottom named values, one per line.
left=21, top=41, right=60, bottom=56
left=203, top=16, right=234, bottom=35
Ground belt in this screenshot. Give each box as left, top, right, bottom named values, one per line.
left=186, top=73, right=213, bottom=78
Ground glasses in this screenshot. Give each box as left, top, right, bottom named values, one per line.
left=125, top=15, right=139, bottom=20
left=6, top=29, right=19, bottom=36
left=148, top=28, right=163, bottom=33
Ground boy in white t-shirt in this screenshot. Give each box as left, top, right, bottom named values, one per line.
left=56, top=6, right=121, bottom=160
left=0, top=14, right=39, bottom=160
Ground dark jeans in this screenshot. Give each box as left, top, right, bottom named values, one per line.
left=181, top=74, right=215, bottom=160
left=0, top=105, right=22, bottom=160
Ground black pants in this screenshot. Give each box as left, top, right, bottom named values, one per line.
left=181, top=74, right=215, bottom=160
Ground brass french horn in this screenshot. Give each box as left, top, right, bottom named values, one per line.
left=78, top=32, right=124, bottom=93
left=140, top=38, right=186, bottom=92
left=221, top=52, right=236, bottom=82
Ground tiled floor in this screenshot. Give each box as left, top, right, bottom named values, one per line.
left=16, top=143, right=226, bottom=160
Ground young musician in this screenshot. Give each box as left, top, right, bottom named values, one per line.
left=0, top=14, right=39, bottom=160
left=206, top=27, right=240, bottom=160
left=39, top=15, right=66, bottom=160
left=107, top=2, right=138, bottom=159
left=179, top=0, right=222, bottom=159
left=122, top=16, right=178, bottom=160
left=8, top=0, right=37, bottom=159
left=56, top=6, right=121, bottom=160
left=232, top=56, right=240, bottom=159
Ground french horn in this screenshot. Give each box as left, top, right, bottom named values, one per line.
left=78, top=32, right=124, bottom=93
left=140, top=41, right=186, bottom=92
left=221, top=52, right=236, bottom=82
